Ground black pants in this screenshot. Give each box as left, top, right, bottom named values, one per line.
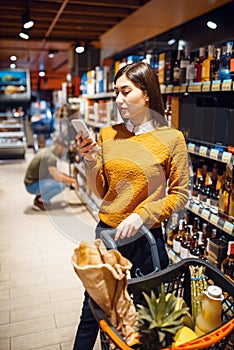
left=72, top=221, right=169, bottom=350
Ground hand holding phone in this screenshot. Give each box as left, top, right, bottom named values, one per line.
left=71, top=119, right=98, bottom=152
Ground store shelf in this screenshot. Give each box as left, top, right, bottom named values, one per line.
left=186, top=197, right=234, bottom=237
left=82, top=92, right=115, bottom=99
left=187, top=142, right=234, bottom=165
left=0, top=131, right=25, bottom=138
left=161, top=80, right=233, bottom=94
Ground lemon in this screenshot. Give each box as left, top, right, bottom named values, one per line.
left=172, top=326, right=198, bottom=346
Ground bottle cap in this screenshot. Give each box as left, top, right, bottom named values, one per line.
left=204, top=285, right=224, bottom=301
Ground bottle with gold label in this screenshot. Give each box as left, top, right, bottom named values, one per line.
left=218, top=164, right=232, bottom=218
left=202, top=45, right=215, bottom=82
left=229, top=166, right=234, bottom=220
left=221, top=241, right=234, bottom=281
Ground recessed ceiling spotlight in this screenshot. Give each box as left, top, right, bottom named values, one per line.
left=75, top=43, right=85, bottom=54
left=39, top=70, right=46, bottom=77
left=10, top=55, right=17, bottom=61
left=10, top=63, right=16, bottom=69
left=19, top=31, right=30, bottom=40
left=207, top=21, right=217, bottom=30
left=22, top=13, right=34, bottom=29
left=168, top=38, right=176, bottom=45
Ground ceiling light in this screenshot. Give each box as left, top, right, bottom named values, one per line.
left=168, top=38, right=176, bottom=45
left=22, top=13, right=34, bottom=29
left=207, top=21, right=217, bottom=29
left=75, top=43, right=85, bottom=54
left=10, top=55, right=17, bottom=61
left=10, top=63, right=16, bottom=69
left=19, top=31, right=30, bottom=40
left=48, top=50, right=58, bottom=58
left=39, top=70, right=46, bottom=77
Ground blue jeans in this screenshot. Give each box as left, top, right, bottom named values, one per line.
left=25, top=179, right=66, bottom=203
left=73, top=221, right=169, bottom=350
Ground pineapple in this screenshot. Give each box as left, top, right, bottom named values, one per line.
left=136, top=284, right=194, bottom=349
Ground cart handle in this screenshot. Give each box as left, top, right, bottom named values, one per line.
left=100, top=224, right=161, bottom=275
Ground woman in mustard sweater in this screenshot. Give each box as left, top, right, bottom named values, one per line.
left=73, top=61, right=189, bottom=349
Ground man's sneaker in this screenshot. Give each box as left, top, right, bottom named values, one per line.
left=33, top=197, right=46, bottom=211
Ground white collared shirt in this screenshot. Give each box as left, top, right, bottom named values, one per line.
left=125, top=119, right=154, bottom=135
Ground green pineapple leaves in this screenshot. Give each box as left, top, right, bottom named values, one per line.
left=136, top=283, right=193, bottom=348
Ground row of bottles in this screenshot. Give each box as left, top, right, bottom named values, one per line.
left=158, top=41, right=234, bottom=86
left=190, top=156, right=234, bottom=222
left=164, top=212, right=234, bottom=280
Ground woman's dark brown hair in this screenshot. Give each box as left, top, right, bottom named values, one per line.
left=114, top=61, right=167, bottom=126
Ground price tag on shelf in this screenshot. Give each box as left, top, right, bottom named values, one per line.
left=211, top=80, right=221, bottom=91
left=160, top=85, right=166, bottom=94
left=180, top=84, right=187, bottom=93
left=222, top=80, right=232, bottom=91
left=188, top=82, right=202, bottom=92
left=192, top=203, right=200, bottom=214
left=202, top=81, right=210, bottom=91
left=223, top=221, right=234, bottom=235
left=166, top=85, right=173, bottom=93
left=202, top=209, right=210, bottom=221
left=173, top=86, right=181, bottom=93
left=210, top=213, right=219, bottom=226
left=222, top=151, right=232, bottom=163
left=187, top=143, right=195, bottom=153
left=199, top=145, right=208, bottom=157
left=210, top=148, right=219, bottom=160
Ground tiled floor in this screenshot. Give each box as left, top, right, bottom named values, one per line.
left=0, top=149, right=101, bottom=349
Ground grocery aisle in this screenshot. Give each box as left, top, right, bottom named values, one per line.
left=0, top=149, right=100, bottom=350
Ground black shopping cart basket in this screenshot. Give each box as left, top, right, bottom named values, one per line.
left=89, top=226, right=234, bottom=350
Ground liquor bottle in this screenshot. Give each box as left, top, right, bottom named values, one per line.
left=218, top=164, right=232, bottom=218
left=180, top=225, right=192, bottom=259
left=165, top=95, right=172, bottom=126
left=166, top=212, right=179, bottom=247
left=172, top=219, right=184, bottom=255
left=188, top=237, right=201, bottom=258
left=179, top=45, right=191, bottom=85
left=202, top=45, right=215, bottom=82
left=195, top=47, right=206, bottom=82
left=173, top=49, right=181, bottom=85
left=230, top=48, right=234, bottom=81
left=164, top=51, right=176, bottom=85
left=221, top=241, right=234, bottom=280
left=186, top=54, right=196, bottom=84
left=229, top=166, right=234, bottom=219
left=211, top=47, right=221, bottom=81
left=218, top=41, right=233, bottom=82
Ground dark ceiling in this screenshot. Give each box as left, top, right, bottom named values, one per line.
left=0, top=0, right=233, bottom=76
left=0, top=0, right=150, bottom=73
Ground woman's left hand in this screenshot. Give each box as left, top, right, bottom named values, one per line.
left=115, top=213, right=143, bottom=241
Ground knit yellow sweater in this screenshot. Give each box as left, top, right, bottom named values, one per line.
left=85, top=123, right=189, bottom=228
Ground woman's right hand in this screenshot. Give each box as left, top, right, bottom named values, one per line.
left=76, top=132, right=98, bottom=161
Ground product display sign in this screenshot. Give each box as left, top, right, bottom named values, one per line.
left=0, top=69, right=31, bottom=101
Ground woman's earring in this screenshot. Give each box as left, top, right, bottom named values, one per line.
left=145, top=97, right=149, bottom=101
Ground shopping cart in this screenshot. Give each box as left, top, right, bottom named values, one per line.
left=89, top=227, right=234, bottom=350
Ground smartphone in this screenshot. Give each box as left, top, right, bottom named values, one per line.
left=71, top=119, right=98, bottom=151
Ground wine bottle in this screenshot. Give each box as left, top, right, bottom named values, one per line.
left=195, top=47, right=206, bottom=82
left=218, top=164, right=232, bottom=218
left=165, top=95, right=172, bottom=126
left=218, top=41, right=233, bottom=82
left=173, top=49, right=181, bottom=85
left=179, top=45, right=191, bottom=85
left=166, top=212, right=179, bottom=247
left=211, top=47, right=221, bottom=81
left=202, top=45, right=215, bottom=82
left=180, top=225, right=192, bottom=259
left=172, top=219, right=184, bottom=255
left=221, top=241, right=234, bottom=280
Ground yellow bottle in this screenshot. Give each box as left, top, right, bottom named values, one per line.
left=195, top=285, right=223, bottom=336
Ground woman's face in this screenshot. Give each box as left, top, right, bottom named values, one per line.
left=115, top=74, right=149, bottom=123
